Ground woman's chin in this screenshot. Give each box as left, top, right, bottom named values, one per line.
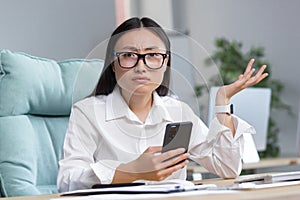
left=131, top=84, right=158, bottom=95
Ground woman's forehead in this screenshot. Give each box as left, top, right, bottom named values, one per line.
left=114, top=28, right=166, bottom=51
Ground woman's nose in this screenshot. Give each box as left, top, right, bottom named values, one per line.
left=134, top=58, right=147, bottom=72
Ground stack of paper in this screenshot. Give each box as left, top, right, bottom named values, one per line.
left=235, top=171, right=300, bottom=184
left=232, top=171, right=300, bottom=190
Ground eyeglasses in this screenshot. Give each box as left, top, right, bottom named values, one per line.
left=114, top=52, right=169, bottom=70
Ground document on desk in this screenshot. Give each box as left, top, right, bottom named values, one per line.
left=50, top=183, right=239, bottom=200
left=52, top=190, right=239, bottom=200
left=60, top=180, right=217, bottom=196
left=234, top=171, right=300, bottom=184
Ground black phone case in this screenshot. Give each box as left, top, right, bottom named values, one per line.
left=162, top=121, right=193, bottom=153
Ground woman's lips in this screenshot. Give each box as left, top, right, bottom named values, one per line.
left=132, top=77, right=150, bottom=84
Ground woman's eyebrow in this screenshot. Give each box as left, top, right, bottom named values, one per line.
left=120, top=46, right=138, bottom=51
left=144, top=46, right=161, bottom=51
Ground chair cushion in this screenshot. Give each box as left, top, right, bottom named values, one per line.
left=0, top=115, right=68, bottom=197
left=0, top=174, right=7, bottom=197
left=0, top=49, right=104, bottom=116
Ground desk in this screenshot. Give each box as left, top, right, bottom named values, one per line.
left=2, top=174, right=300, bottom=200
left=188, top=157, right=300, bottom=174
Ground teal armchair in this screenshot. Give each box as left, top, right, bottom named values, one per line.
left=0, top=50, right=103, bottom=197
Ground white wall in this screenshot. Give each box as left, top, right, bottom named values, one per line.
left=0, top=0, right=116, bottom=60
left=181, top=0, right=300, bottom=156
left=128, top=0, right=173, bottom=29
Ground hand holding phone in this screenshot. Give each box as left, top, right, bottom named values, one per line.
left=162, top=121, right=193, bottom=165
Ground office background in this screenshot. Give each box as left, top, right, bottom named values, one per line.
left=0, top=0, right=299, bottom=157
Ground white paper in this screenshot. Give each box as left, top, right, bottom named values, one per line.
left=233, top=180, right=300, bottom=190
left=50, top=190, right=238, bottom=200
left=61, top=179, right=217, bottom=196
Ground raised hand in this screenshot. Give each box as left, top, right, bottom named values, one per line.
left=216, top=59, right=269, bottom=105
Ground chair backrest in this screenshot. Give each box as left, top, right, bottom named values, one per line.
left=0, top=50, right=103, bottom=197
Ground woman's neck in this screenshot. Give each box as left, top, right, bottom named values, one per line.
left=120, top=89, right=153, bottom=123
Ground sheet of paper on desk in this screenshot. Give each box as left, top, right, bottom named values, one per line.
left=50, top=190, right=239, bottom=200
left=61, top=184, right=184, bottom=196
left=54, top=179, right=239, bottom=199
left=60, top=184, right=219, bottom=196
left=60, top=179, right=217, bottom=196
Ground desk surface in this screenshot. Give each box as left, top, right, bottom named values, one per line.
left=2, top=174, right=300, bottom=200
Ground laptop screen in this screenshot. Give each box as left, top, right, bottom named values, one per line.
left=297, top=100, right=300, bottom=156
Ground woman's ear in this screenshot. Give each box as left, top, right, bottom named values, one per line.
left=164, top=55, right=169, bottom=66
left=111, top=63, right=116, bottom=72
left=162, top=56, right=169, bottom=71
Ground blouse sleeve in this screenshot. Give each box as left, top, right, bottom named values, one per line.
left=57, top=104, right=121, bottom=192
left=188, top=113, right=256, bottom=178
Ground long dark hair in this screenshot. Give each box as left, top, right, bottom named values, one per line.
left=94, top=17, right=171, bottom=96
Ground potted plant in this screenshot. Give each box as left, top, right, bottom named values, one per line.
left=195, top=38, right=293, bottom=158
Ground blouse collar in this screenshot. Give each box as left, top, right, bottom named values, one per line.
left=106, top=86, right=173, bottom=124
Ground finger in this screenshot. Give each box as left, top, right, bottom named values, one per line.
left=244, top=65, right=268, bottom=86
left=244, top=58, right=255, bottom=75
left=157, top=148, right=186, bottom=163
left=159, top=152, right=190, bottom=168
left=245, top=68, right=256, bottom=80
left=157, top=160, right=189, bottom=178
left=254, top=65, right=267, bottom=78
left=238, top=74, right=244, bottom=80
left=236, top=68, right=255, bottom=86
left=144, top=146, right=163, bottom=154
left=169, top=153, right=190, bottom=167
left=257, top=73, right=269, bottom=83
left=248, top=73, right=268, bottom=86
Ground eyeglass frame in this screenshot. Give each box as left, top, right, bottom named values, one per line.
left=113, top=51, right=170, bottom=70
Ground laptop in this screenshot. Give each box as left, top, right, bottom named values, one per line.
left=297, top=100, right=300, bottom=156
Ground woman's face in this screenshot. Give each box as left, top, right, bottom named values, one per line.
left=113, top=28, right=169, bottom=96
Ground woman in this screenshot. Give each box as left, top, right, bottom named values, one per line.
left=57, top=17, right=268, bottom=192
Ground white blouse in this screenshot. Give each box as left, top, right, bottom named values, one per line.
left=57, top=86, right=255, bottom=192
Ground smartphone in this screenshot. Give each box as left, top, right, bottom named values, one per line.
left=162, top=121, right=193, bottom=162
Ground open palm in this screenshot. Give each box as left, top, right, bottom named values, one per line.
left=217, top=59, right=269, bottom=103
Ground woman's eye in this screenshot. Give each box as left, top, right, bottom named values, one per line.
left=123, top=53, right=136, bottom=58
left=148, top=53, right=159, bottom=57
